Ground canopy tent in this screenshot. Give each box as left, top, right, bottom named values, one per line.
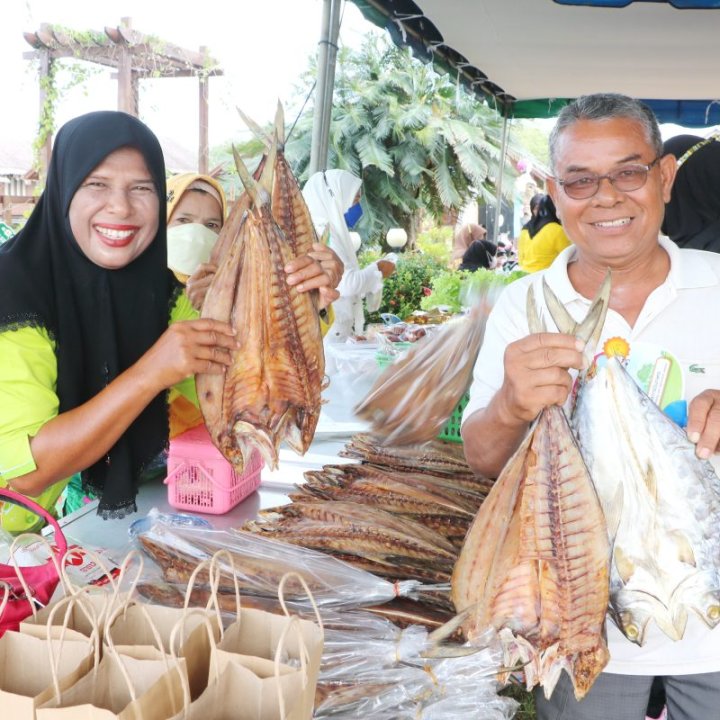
left=351, top=0, right=720, bottom=126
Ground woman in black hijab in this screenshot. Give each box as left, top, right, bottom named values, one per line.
left=662, top=134, right=720, bottom=253
left=0, top=111, right=237, bottom=522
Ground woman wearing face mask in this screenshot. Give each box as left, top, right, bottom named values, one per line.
left=303, top=169, right=395, bottom=343
left=166, top=173, right=227, bottom=284
left=165, top=172, right=344, bottom=438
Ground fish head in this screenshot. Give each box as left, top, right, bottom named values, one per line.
left=611, top=605, right=654, bottom=646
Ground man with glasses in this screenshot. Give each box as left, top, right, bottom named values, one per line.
left=461, top=93, right=720, bottom=719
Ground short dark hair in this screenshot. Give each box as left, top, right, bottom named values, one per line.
left=549, top=93, right=662, bottom=172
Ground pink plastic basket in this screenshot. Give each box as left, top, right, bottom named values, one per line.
left=164, top=425, right=263, bottom=515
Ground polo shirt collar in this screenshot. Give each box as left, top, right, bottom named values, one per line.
left=544, top=235, right=717, bottom=303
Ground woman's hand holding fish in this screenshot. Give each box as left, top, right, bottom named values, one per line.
left=186, top=262, right=218, bottom=311
left=137, top=319, right=238, bottom=389
left=687, top=389, right=720, bottom=459
left=286, top=244, right=343, bottom=309
left=496, top=332, right=587, bottom=424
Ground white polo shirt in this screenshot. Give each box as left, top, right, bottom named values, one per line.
left=463, top=235, right=720, bottom=675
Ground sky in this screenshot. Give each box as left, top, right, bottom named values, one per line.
left=1, top=0, right=374, bottom=154
left=1, top=0, right=711, bottom=167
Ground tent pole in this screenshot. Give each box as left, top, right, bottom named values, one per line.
left=310, top=0, right=341, bottom=175
left=493, top=113, right=509, bottom=243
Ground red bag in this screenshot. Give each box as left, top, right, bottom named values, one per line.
left=0, top=487, right=67, bottom=637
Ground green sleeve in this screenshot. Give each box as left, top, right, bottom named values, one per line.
left=169, top=292, right=200, bottom=405
left=0, top=326, right=71, bottom=531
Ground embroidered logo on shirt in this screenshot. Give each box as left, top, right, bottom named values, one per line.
left=689, top=364, right=706, bottom=374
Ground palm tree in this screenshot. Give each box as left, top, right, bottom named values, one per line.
left=284, top=35, right=519, bottom=247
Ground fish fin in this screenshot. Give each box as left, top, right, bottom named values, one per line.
left=232, top=145, right=264, bottom=208
left=582, top=270, right=612, bottom=354
left=274, top=100, right=286, bottom=147
left=257, top=133, right=277, bottom=198
left=526, top=285, right=547, bottom=334
left=542, top=278, right=577, bottom=335
left=543, top=270, right=611, bottom=354
left=614, top=546, right=635, bottom=584
left=236, top=106, right=272, bottom=148
left=668, top=530, right=696, bottom=566
left=602, top=481, right=624, bottom=543
left=643, top=463, right=658, bottom=501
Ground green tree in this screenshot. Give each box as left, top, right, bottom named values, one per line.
left=283, top=36, right=519, bottom=247
left=217, top=36, right=519, bottom=248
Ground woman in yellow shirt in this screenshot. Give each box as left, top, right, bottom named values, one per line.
left=0, top=113, right=341, bottom=531
left=517, top=193, right=571, bottom=273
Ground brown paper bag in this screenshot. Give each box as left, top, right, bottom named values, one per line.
left=21, top=543, right=143, bottom=643
left=20, top=589, right=125, bottom=643
left=36, top=650, right=187, bottom=720
left=168, top=657, right=305, bottom=720
left=212, top=608, right=322, bottom=719
left=0, top=630, right=95, bottom=720
left=108, top=601, right=220, bottom=701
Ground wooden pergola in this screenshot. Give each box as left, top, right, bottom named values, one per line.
left=23, top=17, right=223, bottom=177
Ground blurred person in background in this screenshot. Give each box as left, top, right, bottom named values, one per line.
left=451, top=221, right=488, bottom=269
left=303, top=169, right=395, bottom=342
left=517, top=193, right=571, bottom=272
left=662, top=134, right=720, bottom=253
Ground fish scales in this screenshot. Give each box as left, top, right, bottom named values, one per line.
left=572, top=356, right=720, bottom=644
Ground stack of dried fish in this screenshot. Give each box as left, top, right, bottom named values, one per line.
left=246, top=501, right=457, bottom=583
left=355, top=292, right=500, bottom=446
left=450, top=282, right=612, bottom=701
left=196, top=113, right=325, bottom=471
left=295, top=463, right=486, bottom=548
left=339, top=433, right=475, bottom=478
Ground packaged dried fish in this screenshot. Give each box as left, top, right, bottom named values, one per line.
left=356, top=286, right=501, bottom=446
left=133, top=515, right=425, bottom=607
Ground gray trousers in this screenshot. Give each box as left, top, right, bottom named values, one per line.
left=535, top=671, right=720, bottom=720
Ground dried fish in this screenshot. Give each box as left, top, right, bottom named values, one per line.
left=196, top=137, right=325, bottom=470
left=571, top=353, right=720, bottom=645
left=340, top=434, right=477, bottom=479
left=356, top=299, right=497, bottom=445
left=450, top=283, right=612, bottom=700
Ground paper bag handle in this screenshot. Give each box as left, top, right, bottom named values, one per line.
left=0, top=581, right=9, bottom=619
left=274, top=616, right=309, bottom=720
left=104, top=600, right=171, bottom=703
left=168, top=607, right=219, bottom=709
left=46, top=588, right=102, bottom=702
left=278, top=571, right=324, bottom=637
left=9, top=531, right=65, bottom=619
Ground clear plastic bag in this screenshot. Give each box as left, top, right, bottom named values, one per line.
left=355, top=285, right=503, bottom=446
left=133, top=515, right=423, bottom=607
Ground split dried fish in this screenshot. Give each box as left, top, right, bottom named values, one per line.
left=340, top=434, right=477, bottom=479
left=450, top=282, right=612, bottom=700
left=196, top=135, right=325, bottom=470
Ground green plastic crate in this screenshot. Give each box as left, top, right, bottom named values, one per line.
left=437, top=392, right=469, bottom=443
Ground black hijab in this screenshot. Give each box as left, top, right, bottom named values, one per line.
left=662, top=134, right=720, bottom=253
left=0, top=111, right=178, bottom=518
left=524, top=194, right=560, bottom=238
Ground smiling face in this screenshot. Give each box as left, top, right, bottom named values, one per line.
left=168, top=189, right=223, bottom=233
left=547, top=117, right=676, bottom=270
left=68, top=146, right=159, bottom=269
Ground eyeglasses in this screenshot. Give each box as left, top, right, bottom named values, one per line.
left=557, top=157, right=661, bottom=200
